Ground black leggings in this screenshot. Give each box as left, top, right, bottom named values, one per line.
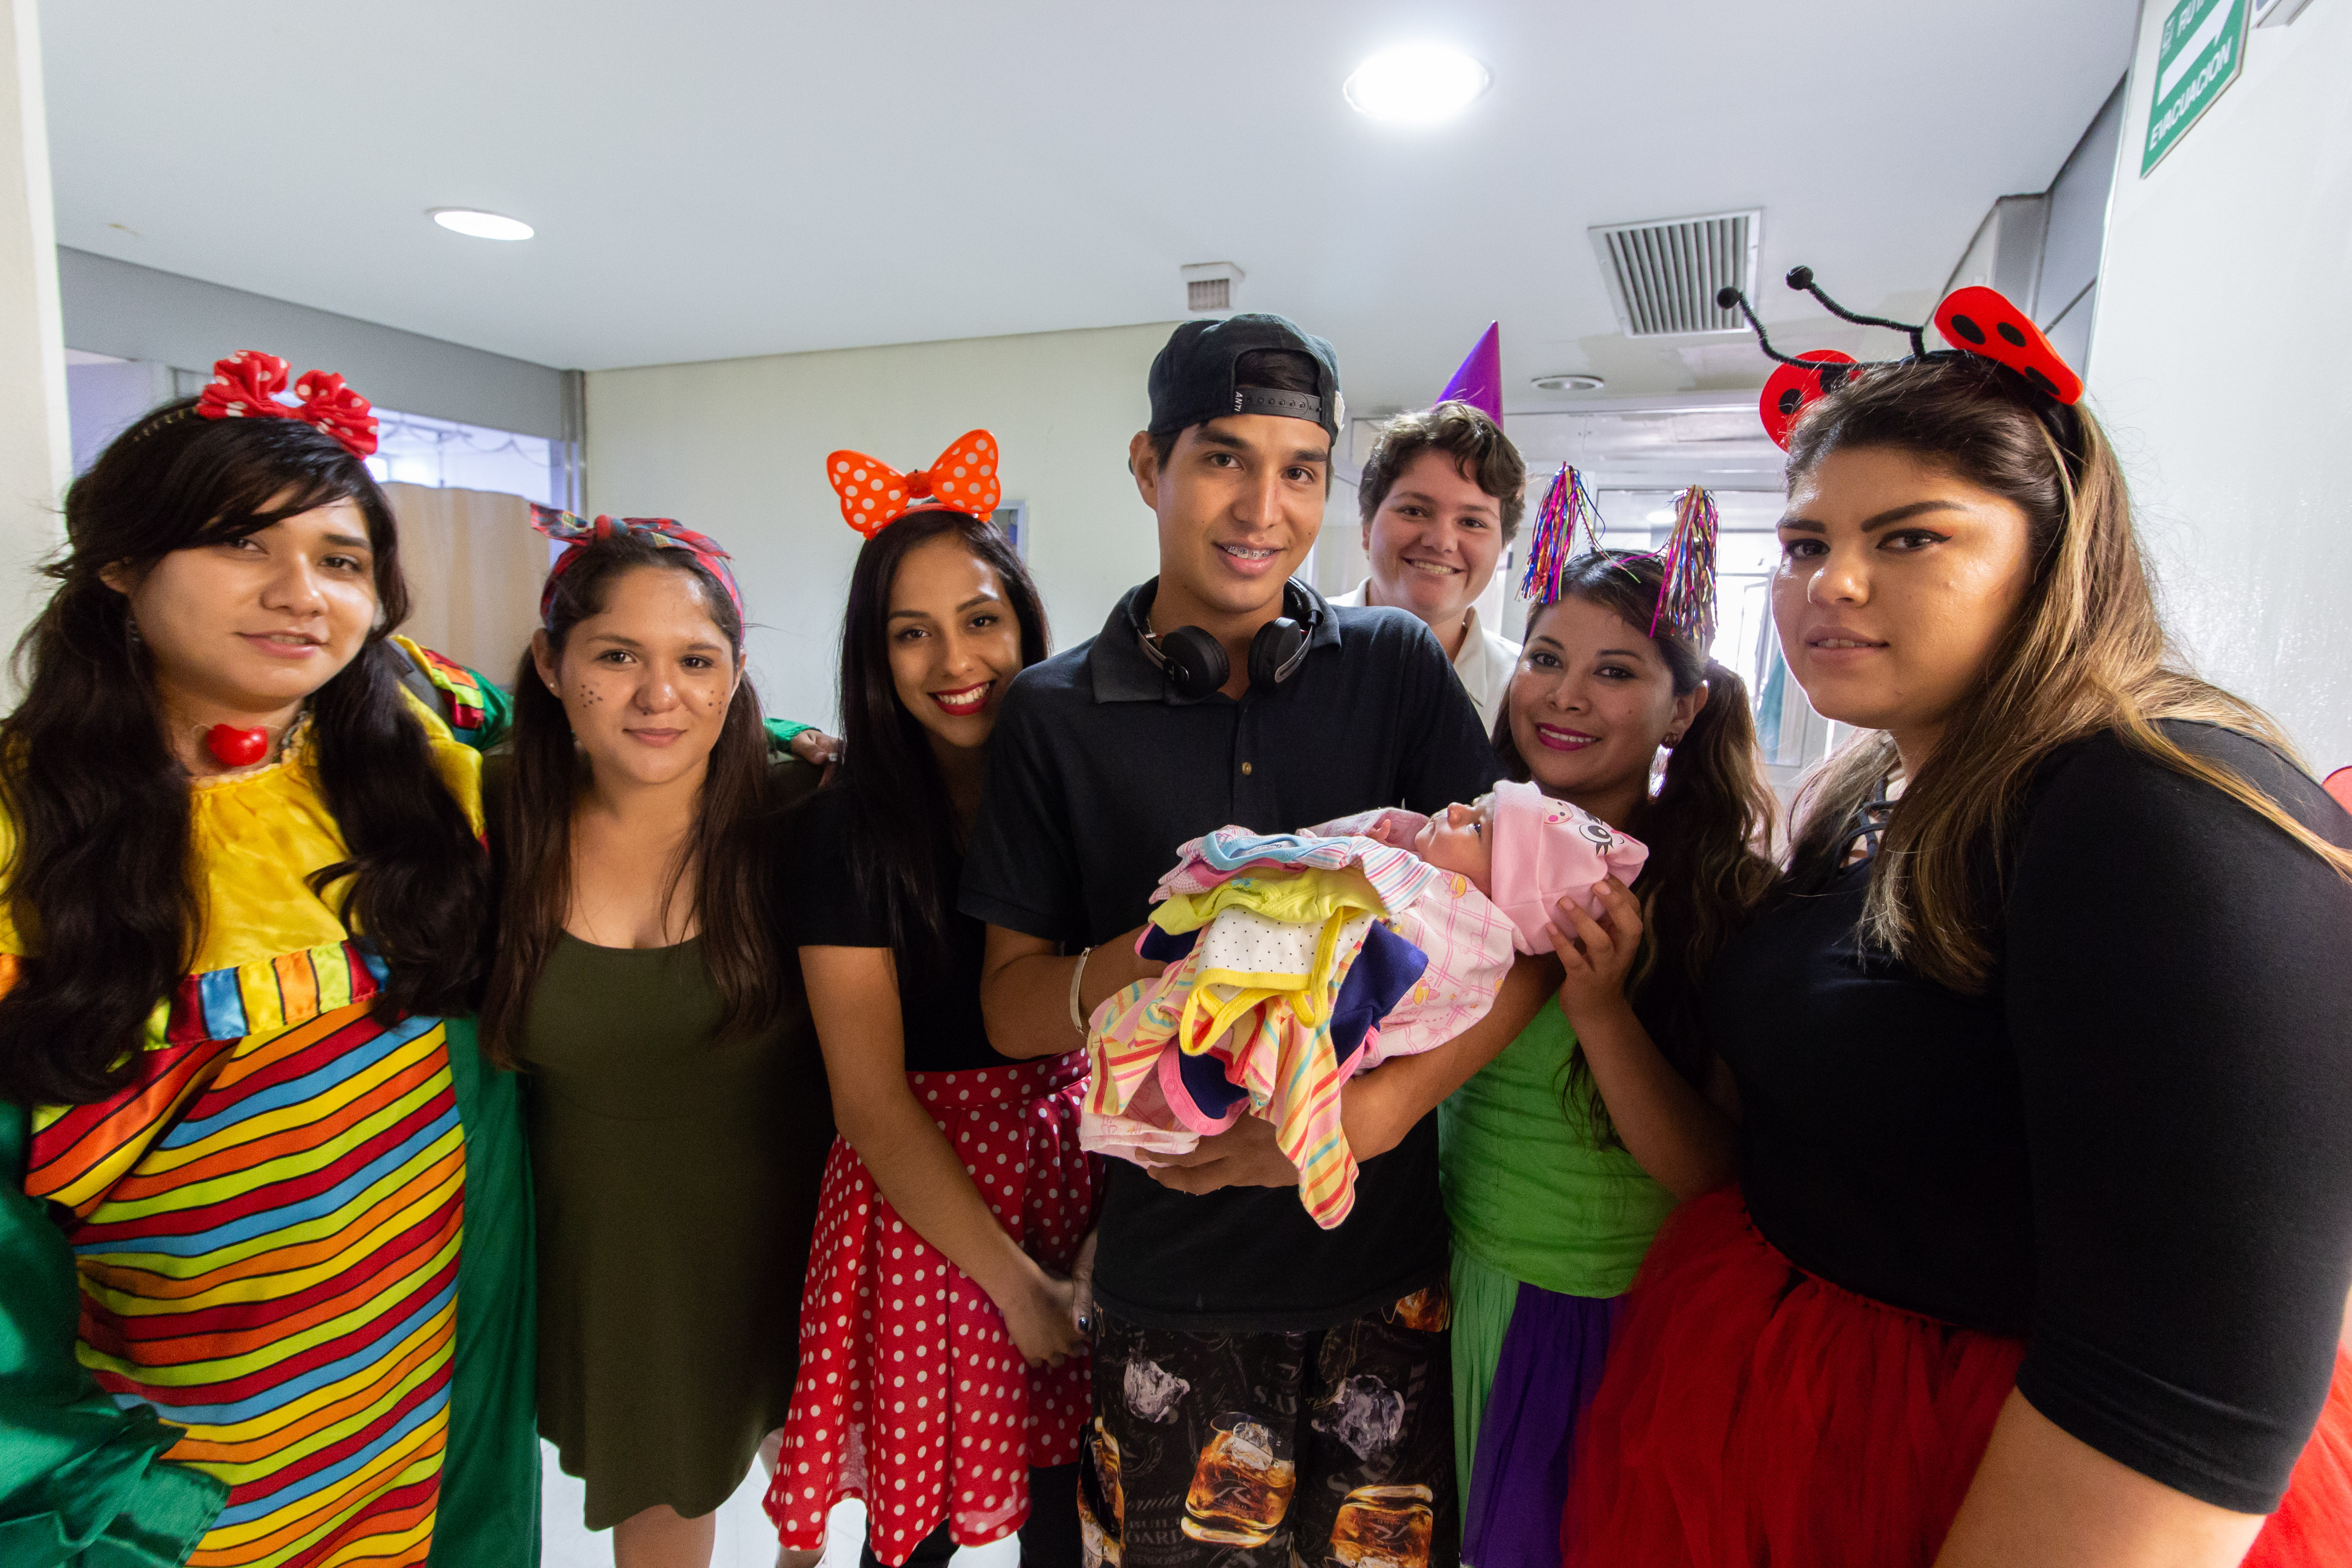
left=858, top=1465, right=1083, bottom=1568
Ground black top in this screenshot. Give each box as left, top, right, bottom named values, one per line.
left=961, top=581, right=1501, bottom=1331
left=1707, top=723, right=2352, bottom=1513
left=790, top=782, right=1014, bottom=1073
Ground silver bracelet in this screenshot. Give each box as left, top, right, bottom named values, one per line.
left=1068, top=945, right=1096, bottom=1033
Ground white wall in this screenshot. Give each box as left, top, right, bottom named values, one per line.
left=0, top=0, right=67, bottom=656
left=2091, top=0, right=2352, bottom=771
left=586, top=323, right=1177, bottom=727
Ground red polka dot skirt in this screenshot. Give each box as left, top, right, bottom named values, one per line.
left=765, top=1053, right=1098, bottom=1566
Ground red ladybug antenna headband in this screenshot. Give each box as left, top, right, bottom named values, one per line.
left=1718, top=267, right=2084, bottom=449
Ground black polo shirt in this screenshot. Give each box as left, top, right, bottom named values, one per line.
left=960, top=579, right=1501, bottom=1331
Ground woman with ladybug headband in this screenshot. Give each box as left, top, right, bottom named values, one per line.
left=0, top=354, right=538, bottom=1565
left=1557, top=274, right=2352, bottom=1567
left=765, top=432, right=1094, bottom=1568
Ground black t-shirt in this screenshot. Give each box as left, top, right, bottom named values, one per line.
left=790, top=783, right=1014, bottom=1073
left=1707, top=723, right=2352, bottom=1513
left=960, top=582, right=1502, bottom=1331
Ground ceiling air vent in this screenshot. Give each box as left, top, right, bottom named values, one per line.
left=1182, top=260, right=1244, bottom=318
left=1588, top=210, right=1763, bottom=338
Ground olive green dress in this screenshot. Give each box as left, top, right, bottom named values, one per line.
left=523, top=928, right=833, bottom=1527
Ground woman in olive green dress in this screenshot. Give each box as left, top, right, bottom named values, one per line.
left=481, top=511, right=833, bottom=1568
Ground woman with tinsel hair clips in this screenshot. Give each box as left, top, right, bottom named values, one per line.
left=1559, top=274, right=2352, bottom=1567
left=0, top=353, right=538, bottom=1567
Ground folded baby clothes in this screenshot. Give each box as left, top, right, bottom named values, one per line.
left=1080, top=794, right=1649, bottom=1227
left=1084, top=904, right=1409, bottom=1225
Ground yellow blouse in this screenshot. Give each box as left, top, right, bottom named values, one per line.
left=0, top=682, right=481, bottom=1006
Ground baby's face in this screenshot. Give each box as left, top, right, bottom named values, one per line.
left=1413, top=801, right=1494, bottom=893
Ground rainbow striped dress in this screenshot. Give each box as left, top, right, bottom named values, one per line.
left=0, top=644, right=535, bottom=1568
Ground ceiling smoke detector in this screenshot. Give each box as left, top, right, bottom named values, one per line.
left=1589, top=209, right=1762, bottom=337
left=1532, top=372, right=1606, bottom=393
left=1182, top=261, right=1244, bottom=318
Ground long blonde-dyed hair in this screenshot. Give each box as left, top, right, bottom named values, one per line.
left=1782, top=356, right=2352, bottom=994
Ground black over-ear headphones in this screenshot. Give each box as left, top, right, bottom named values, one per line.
left=1131, top=578, right=1320, bottom=703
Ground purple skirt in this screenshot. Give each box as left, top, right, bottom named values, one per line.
left=1461, top=1282, right=1627, bottom=1568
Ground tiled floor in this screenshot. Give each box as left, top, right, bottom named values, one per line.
left=538, top=1443, right=1021, bottom=1568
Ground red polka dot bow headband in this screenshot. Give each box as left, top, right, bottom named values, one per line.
left=196, top=350, right=379, bottom=459
left=827, top=430, right=1002, bottom=539
left=529, top=504, right=746, bottom=629
left=1716, top=267, right=2084, bottom=449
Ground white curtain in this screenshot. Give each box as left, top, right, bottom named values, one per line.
left=382, top=482, right=546, bottom=683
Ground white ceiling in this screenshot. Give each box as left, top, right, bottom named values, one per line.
left=44, top=1, right=2138, bottom=410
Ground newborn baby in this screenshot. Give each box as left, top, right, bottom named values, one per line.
left=1083, top=780, right=1647, bottom=1226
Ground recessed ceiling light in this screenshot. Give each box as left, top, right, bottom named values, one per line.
left=1531, top=372, right=1606, bottom=392
left=431, top=208, right=534, bottom=242
left=1343, top=44, right=1491, bottom=125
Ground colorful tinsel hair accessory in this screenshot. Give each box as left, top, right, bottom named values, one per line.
left=1517, top=463, right=1607, bottom=606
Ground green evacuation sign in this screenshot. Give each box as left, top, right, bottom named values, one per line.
left=2142, top=0, right=2249, bottom=175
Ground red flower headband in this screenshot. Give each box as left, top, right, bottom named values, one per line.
left=827, top=430, right=1002, bottom=538
left=196, top=350, right=379, bottom=459
left=529, top=504, right=746, bottom=629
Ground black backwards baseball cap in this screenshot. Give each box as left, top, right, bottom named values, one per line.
left=1147, top=314, right=1343, bottom=444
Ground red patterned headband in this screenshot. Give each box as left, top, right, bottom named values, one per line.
left=827, top=430, right=1002, bottom=538
left=196, top=350, right=378, bottom=458
left=529, top=505, right=746, bottom=630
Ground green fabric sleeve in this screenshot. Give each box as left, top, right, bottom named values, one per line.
left=763, top=717, right=813, bottom=751
left=428, top=1019, right=541, bottom=1568
left=0, top=1105, right=225, bottom=1567
left=467, top=679, right=514, bottom=753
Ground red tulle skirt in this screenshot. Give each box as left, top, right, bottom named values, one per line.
left=1561, top=1188, right=2352, bottom=1568
left=766, top=1055, right=1098, bottom=1566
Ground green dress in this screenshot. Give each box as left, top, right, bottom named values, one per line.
left=1436, top=997, right=1678, bottom=1508
left=521, top=920, right=833, bottom=1528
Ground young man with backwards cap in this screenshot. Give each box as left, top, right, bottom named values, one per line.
left=962, top=314, right=1557, bottom=1568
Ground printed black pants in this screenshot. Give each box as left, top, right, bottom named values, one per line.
left=1078, top=1287, right=1457, bottom=1568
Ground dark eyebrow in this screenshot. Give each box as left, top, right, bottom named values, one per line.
left=1196, top=424, right=1330, bottom=466
left=1779, top=499, right=1971, bottom=534
left=1595, top=647, right=1646, bottom=658
left=322, top=533, right=372, bottom=549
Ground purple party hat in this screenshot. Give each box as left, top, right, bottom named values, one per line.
left=1436, top=321, right=1503, bottom=425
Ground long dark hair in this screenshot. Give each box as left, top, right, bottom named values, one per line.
left=480, top=533, right=783, bottom=1064
left=1779, top=359, right=2351, bottom=992
left=830, top=509, right=1049, bottom=960
left=0, top=402, right=490, bottom=1107
left=1496, top=551, right=1778, bottom=1140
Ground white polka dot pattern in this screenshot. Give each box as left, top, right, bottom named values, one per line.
left=765, top=1053, right=1096, bottom=1566
left=822, top=430, right=1005, bottom=540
